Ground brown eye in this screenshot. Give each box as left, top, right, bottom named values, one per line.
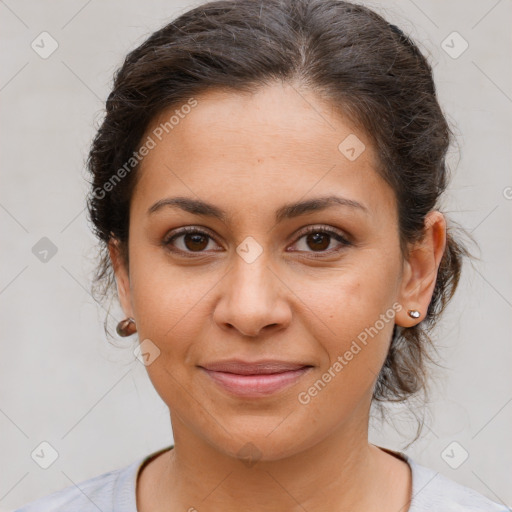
left=163, top=227, right=220, bottom=256
left=305, top=232, right=330, bottom=251
left=289, top=226, right=352, bottom=256
left=163, top=225, right=351, bottom=259
left=182, top=232, right=209, bottom=251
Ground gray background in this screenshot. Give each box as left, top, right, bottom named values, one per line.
left=1, top=0, right=511, bottom=509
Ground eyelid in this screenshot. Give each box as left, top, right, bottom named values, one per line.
left=286, top=224, right=352, bottom=255
left=292, top=224, right=351, bottom=243
left=162, top=225, right=222, bottom=253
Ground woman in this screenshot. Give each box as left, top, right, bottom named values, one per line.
left=15, top=0, right=507, bottom=510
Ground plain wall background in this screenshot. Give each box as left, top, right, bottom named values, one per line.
left=1, top=0, right=511, bottom=509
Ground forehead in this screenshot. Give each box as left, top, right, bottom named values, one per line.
left=145, top=82, right=370, bottom=164
left=133, top=82, right=396, bottom=222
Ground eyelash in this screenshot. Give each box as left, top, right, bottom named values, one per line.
left=162, top=225, right=352, bottom=259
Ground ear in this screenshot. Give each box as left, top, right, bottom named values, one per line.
left=395, top=211, right=447, bottom=327
left=108, top=238, right=134, bottom=319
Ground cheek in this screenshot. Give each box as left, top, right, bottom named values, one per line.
left=290, top=254, right=400, bottom=388
left=294, top=253, right=399, bottom=336
left=130, top=257, right=216, bottom=345
left=127, top=230, right=192, bottom=313
left=127, top=254, right=216, bottom=410
left=292, top=287, right=398, bottom=420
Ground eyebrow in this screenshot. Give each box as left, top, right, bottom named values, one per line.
left=147, top=195, right=368, bottom=223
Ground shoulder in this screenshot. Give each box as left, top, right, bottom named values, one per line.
left=12, top=457, right=142, bottom=512
left=406, top=456, right=508, bottom=511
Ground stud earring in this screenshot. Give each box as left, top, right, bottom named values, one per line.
left=407, top=309, right=421, bottom=319
left=116, top=317, right=137, bottom=337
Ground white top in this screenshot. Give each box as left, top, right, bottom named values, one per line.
left=14, top=445, right=507, bottom=511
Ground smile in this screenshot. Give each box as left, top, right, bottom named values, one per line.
left=199, top=365, right=313, bottom=397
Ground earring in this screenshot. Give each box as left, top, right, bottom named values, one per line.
left=116, top=317, right=137, bottom=337
left=407, top=309, right=421, bottom=319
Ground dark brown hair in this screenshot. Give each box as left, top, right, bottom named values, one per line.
left=86, top=0, right=471, bottom=437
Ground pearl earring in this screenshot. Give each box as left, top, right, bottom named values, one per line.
left=407, top=309, right=420, bottom=319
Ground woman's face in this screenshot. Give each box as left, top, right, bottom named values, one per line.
left=111, top=81, right=428, bottom=460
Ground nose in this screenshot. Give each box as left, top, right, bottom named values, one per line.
left=212, top=254, right=292, bottom=338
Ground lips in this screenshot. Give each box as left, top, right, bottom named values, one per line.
left=198, top=359, right=312, bottom=397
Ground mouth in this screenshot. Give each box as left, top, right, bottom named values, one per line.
left=198, top=359, right=313, bottom=397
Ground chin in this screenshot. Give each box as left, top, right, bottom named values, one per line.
left=204, top=425, right=313, bottom=464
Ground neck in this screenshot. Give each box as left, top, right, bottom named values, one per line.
left=142, top=412, right=409, bottom=511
